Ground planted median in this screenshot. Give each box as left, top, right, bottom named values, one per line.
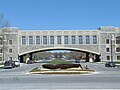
left=30, top=58, right=94, bottom=74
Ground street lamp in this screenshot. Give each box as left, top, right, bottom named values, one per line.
left=111, top=34, right=115, bottom=62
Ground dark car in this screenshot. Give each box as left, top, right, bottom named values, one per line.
left=105, top=62, right=116, bottom=67
left=27, top=60, right=34, bottom=64
left=4, top=61, right=16, bottom=69
left=75, top=60, right=80, bottom=63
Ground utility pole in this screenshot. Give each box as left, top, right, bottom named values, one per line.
left=111, top=34, right=114, bottom=62
left=111, top=38, right=113, bottom=62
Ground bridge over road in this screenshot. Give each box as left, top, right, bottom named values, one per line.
left=0, top=26, right=120, bottom=62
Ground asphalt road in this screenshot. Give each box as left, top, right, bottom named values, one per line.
left=0, top=62, right=120, bottom=90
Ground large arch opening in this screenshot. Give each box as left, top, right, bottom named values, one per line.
left=19, top=47, right=101, bottom=63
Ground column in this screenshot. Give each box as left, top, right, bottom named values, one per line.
left=95, top=54, right=100, bottom=62
left=29, top=53, right=33, bottom=60
left=86, top=52, right=89, bottom=62
left=19, top=55, right=24, bottom=63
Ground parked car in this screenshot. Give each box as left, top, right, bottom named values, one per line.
left=105, top=62, right=116, bottom=67
left=75, top=60, right=80, bottom=63
left=27, top=60, right=34, bottom=64
left=4, top=61, right=16, bottom=69
left=13, top=60, right=20, bottom=67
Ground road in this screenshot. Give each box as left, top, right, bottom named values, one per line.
left=0, top=62, right=120, bottom=90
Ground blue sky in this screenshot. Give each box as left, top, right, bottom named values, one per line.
left=0, top=0, right=120, bottom=30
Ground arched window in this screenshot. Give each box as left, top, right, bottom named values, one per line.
left=57, top=36, right=61, bottom=44
left=86, top=36, right=90, bottom=44
left=72, top=36, right=76, bottom=44
left=22, top=36, right=26, bottom=45
left=0, top=39, right=2, bottom=45
left=29, top=36, right=33, bottom=44
left=43, top=36, right=47, bottom=44
left=36, top=36, right=40, bottom=44
left=50, top=36, right=54, bottom=44
left=106, top=39, right=109, bottom=44
left=0, top=49, right=2, bottom=53
left=107, top=56, right=110, bottom=60
left=78, top=36, right=83, bottom=44
left=116, top=36, right=120, bottom=44
left=93, top=35, right=97, bottom=44
left=64, top=36, right=68, bottom=44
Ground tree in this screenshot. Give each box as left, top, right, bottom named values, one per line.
left=0, top=13, right=10, bottom=28
left=67, top=51, right=86, bottom=60
left=0, top=13, right=10, bottom=62
left=54, top=52, right=58, bottom=58
left=32, top=51, right=53, bottom=60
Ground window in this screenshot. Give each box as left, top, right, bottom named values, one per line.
left=0, top=39, right=2, bottom=45
left=116, top=36, right=120, bottom=44
left=9, top=40, right=12, bottom=45
left=72, top=36, right=76, bottom=44
left=107, top=56, right=110, bottom=60
left=9, top=57, right=12, bottom=61
left=0, top=49, right=2, bottom=53
left=64, top=36, right=68, bottom=44
left=9, top=49, right=12, bottom=53
left=50, top=36, right=54, bottom=44
left=116, top=47, right=120, bottom=52
left=29, top=36, right=33, bottom=44
left=86, top=36, right=90, bottom=44
left=57, top=36, right=61, bottom=44
left=78, top=36, right=83, bottom=44
left=93, top=35, right=97, bottom=44
left=36, top=36, right=40, bottom=44
left=43, top=36, right=47, bottom=44
left=106, top=48, right=110, bottom=52
left=117, top=56, right=120, bottom=60
left=0, top=57, right=2, bottom=61
left=22, top=36, right=26, bottom=45
left=106, top=39, right=109, bottom=44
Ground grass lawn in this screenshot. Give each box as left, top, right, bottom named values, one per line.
left=0, top=63, right=4, bottom=69
left=0, top=67, right=4, bottom=69
left=114, top=62, right=120, bottom=64
left=49, top=58, right=72, bottom=64
left=0, top=63, right=3, bottom=65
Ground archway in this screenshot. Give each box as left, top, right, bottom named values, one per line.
left=19, top=47, right=101, bottom=63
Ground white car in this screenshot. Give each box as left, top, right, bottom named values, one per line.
left=14, top=60, right=20, bottom=67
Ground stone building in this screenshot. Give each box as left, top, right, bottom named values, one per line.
left=0, top=26, right=120, bottom=63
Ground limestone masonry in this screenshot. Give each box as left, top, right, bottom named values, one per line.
left=0, top=26, right=120, bottom=62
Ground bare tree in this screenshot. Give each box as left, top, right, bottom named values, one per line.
left=67, top=51, right=85, bottom=60
left=0, top=13, right=10, bottom=28
left=54, top=52, right=58, bottom=58
left=33, top=52, right=52, bottom=60
left=0, top=13, right=10, bottom=62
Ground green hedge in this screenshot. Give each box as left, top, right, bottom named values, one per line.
left=42, top=64, right=83, bottom=69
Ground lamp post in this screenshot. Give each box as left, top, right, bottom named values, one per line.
left=111, top=34, right=114, bottom=62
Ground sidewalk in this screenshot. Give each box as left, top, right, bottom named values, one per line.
left=116, top=64, right=120, bottom=66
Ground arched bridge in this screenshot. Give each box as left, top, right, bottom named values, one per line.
left=19, top=30, right=101, bottom=62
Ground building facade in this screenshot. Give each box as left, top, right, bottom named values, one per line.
left=0, top=26, right=120, bottom=62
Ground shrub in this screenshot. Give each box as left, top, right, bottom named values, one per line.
left=55, top=64, right=71, bottom=69
left=42, top=64, right=56, bottom=69
left=42, top=64, right=83, bottom=69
